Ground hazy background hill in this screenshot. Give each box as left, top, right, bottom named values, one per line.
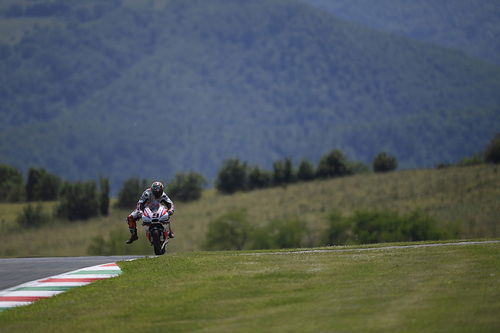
left=0, top=0, right=499, bottom=191
left=302, top=0, right=500, bottom=65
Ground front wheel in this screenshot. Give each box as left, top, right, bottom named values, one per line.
left=151, top=229, right=164, bottom=255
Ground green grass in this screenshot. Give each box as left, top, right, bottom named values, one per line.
left=0, top=164, right=499, bottom=257
left=1, top=241, right=499, bottom=332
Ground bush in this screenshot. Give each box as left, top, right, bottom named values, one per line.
left=325, top=210, right=458, bottom=245
left=457, top=154, right=483, bottom=166
left=87, top=229, right=150, bottom=255
left=484, top=133, right=500, bottom=164
left=204, top=210, right=252, bottom=250
left=16, top=203, right=50, bottom=228
left=216, top=158, right=248, bottom=194
left=168, top=172, right=206, bottom=202
left=373, top=152, right=398, bottom=173
left=263, top=218, right=306, bottom=249
left=56, top=181, right=99, bottom=220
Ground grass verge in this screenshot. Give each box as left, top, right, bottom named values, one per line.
left=1, top=241, right=499, bottom=332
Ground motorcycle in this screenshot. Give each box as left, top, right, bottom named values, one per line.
left=141, top=204, right=171, bottom=255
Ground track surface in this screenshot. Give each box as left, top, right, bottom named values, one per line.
left=0, top=256, right=144, bottom=290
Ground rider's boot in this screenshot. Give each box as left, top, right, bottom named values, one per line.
left=126, top=228, right=138, bottom=244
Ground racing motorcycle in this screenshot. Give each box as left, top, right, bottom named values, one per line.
left=141, top=204, right=171, bottom=255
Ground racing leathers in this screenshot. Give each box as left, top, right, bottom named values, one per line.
left=126, top=188, right=175, bottom=244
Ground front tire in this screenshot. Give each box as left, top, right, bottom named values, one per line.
left=152, top=229, right=163, bottom=255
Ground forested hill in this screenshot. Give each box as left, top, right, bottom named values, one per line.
left=302, top=0, right=500, bottom=65
left=0, top=0, right=499, bottom=190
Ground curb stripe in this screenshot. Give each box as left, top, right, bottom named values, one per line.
left=0, top=262, right=122, bottom=312
left=67, top=270, right=122, bottom=275
left=39, top=278, right=107, bottom=283
left=14, top=287, right=76, bottom=291
left=0, top=296, right=49, bottom=302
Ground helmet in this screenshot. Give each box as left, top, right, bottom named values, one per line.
left=151, top=181, right=164, bottom=198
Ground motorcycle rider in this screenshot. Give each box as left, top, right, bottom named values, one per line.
left=125, top=181, right=175, bottom=244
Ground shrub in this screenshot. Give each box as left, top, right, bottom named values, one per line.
left=373, top=152, right=398, bottom=173
left=484, top=133, right=500, bottom=164
left=204, top=210, right=252, bottom=250
left=325, top=210, right=458, bottom=245
left=168, top=172, right=206, bottom=202
left=56, top=181, right=99, bottom=220
left=16, top=203, right=50, bottom=228
left=87, top=229, right=150, bottom=255
left=324, top=210, right=353, bottom=245
left=457, top=154, right=483, bottom=166
left=265, top=218, right=306, bottom=249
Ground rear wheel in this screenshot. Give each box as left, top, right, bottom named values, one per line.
left=152, top=229, right=163, bottom=255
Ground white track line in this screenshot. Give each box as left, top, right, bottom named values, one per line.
left=241, top=240, right=500, bottom=256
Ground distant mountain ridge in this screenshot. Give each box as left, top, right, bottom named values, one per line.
left=0, top=0, right=499, bottom=191
left=300, top=0, right=500, bottom=65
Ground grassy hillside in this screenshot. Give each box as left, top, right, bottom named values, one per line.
left=0, top=0, right=499, bottom=189
left=1, top=241, right=499, bottom=332
left=1, top=164, right=498, bottom=257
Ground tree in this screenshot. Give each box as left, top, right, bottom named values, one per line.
left=168, top=172, right=206, bottom=202
left=484, top=133, right=500, bottom=164
left=283, top=158, right=295, bottom=184
left=297, top=159, right=315, bottom=181
left=373, top=152, right=398, bottom=172
left=99, top=177, right=110, bottom=216
left=0, top=164, right=24, bottom=202
left=216, top=158, right=248, bottom=194
left=116, top=177, right=148, bottom=208
left=26, top=168, right=61, bottom=201
left=248, top=166, right=272, bottom=190
left=316, top=149, right=352, bottom=178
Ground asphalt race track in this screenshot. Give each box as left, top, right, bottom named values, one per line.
left=0, top=256, right=144, bottom=290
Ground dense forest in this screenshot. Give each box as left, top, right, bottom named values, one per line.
left=302, top=0, right=500, bottom=65
left=0, top=0, right=499, bottom=191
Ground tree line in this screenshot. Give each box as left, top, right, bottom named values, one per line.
left=2, top=133, right=499, bottom=227
left=215, top=150, right=398, bottom=194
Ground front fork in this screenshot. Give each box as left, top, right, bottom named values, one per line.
left=146, top=222, right=172, bottom=242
